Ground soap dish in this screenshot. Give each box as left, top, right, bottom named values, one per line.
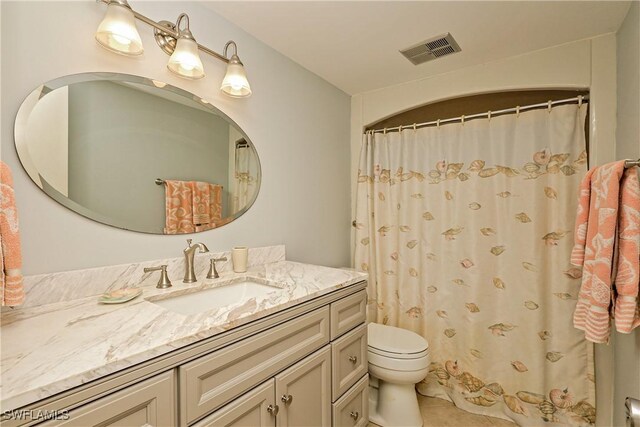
left=98, top=288, right=142, bottom=304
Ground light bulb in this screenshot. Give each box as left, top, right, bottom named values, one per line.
left=95, top=1, right=143, bottom=56
left=111, top=33, right=132, bottom=46
left=221, top=55, right=251, bottom=98
left=167, top=37, right=205, bottom=79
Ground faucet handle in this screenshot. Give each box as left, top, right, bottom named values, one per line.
left=186, top=239, right=192, bottom=247
left=144, top=265, right=172, bottom=289
left=207, top=257, right=228, bottom=279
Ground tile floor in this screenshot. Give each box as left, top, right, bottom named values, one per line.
left=369, top=394, right=518, bottom=427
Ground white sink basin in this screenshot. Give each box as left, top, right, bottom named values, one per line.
left=149, top=280, right=284, bottom=316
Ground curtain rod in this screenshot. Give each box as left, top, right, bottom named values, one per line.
left=367, top=95, right=589, bottom=135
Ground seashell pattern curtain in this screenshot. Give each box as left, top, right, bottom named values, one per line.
left=354, top=104, right=596, bottom=426
left=231, top=145, right=259, bottom=215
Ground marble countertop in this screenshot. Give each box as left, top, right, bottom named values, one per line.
left=0, top=261, right=367, bottom=410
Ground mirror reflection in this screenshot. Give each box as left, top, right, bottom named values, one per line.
left=15, top=73, right=260, bottom=234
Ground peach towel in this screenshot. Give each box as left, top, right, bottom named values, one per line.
left=571, top=161, right=639, bottom=343
left=164, top=180, right=222, bottom=234
left=614, top=167, right=640, bottom=333
left=0, top=161, right=25, bottom=306
left=194, top=182, right=222, bottom=233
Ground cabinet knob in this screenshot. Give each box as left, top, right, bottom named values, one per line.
left=267, top=404, right=279, bottom=416
left=281, top=394, right=293, bottom=405
left=348, top=355, right=358, bottom=364
left=350, top=411, right=359, bottom=421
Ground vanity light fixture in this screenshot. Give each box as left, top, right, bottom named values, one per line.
left=95, top=0, right=252, bottom=97
left=220, top=41, right=252, bottom=98
left=95, top=0, right=143, bottom=56
left=166, top=14, right=205, bottom=79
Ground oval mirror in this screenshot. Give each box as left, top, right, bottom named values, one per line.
left=15, top=72, right=261, bottom=234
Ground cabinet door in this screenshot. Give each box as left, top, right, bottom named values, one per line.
left=192, top=380, right=276, bottom=427
left=275, top=346, right=332, bottom=427
left=40, top=371, right=175, bottom=427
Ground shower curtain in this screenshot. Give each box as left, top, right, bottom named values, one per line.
left=231, top=145, right=258, bottom=214
left=354, top=104, right=596, bottom=426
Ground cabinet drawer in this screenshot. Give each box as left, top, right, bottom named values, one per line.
left=180, top=307, right=330, bottom=425
left=41, top=371, right=175, bottom=427
left=331, top=324, right=367, bottom=400
left=192, top=380, right=276, bottom=427
left=330, top=290, right=366, bottom=339
left=332, top=374, right=368, bottom=427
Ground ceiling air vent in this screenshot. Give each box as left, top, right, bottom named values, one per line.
left=400, top=33, right=461, bottom=65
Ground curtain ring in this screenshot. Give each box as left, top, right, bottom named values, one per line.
left=413, top=123, right=417, bottom=131
left=398, top=125, right=403, bottom=133
left=383, top=127, right=387, bottom=135
left=461, top=115, right=465, bottom=125
left=578, top=95, right=583, bottom=107
left=488, top=110, right=492, bottom=121
left=547, top=100, right=552, bottom=113
left=437, top=119, right=441, bottom=129
left=516, top=106, right=520, bottom=118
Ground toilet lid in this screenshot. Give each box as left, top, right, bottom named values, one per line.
left=367, top=322, right=429, bottom=358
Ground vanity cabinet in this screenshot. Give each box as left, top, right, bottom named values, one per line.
left=40, top=371, right=175, bottom=427
left=10, top=283, right=367, bottom=427
left=179, top=307, right=330, bottom=424
left=181, top=288, right=368, bottom=426
left=195, top=346, right=332, bottom=427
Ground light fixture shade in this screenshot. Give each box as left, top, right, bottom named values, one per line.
left=95, top=2, right=143, bottom=56
left=221, top=57, right=251, bottom=98
left=167, top=38, right=205, bottom=79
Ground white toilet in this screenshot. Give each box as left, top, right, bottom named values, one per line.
left=367, top=322, right=430, bottom=427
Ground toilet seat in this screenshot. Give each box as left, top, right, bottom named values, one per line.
left=368, top=350, right=430, bottom=371
left=367, top=323, right=429, bottom=357
left=367, top=322, right=430, bottom=372
left=368, top=346, right=429, bottom=360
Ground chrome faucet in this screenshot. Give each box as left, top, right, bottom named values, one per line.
left=183, top=239, right=209, bottom=283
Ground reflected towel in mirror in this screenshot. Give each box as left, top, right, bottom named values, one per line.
left=164, top=180, right=222, bottom=234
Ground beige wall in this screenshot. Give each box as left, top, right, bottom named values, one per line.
left=614, top=2, right=640, bottom=426
left=350, top=35, right=618, bottom=426
left=1, top=1, right=351, bottom=274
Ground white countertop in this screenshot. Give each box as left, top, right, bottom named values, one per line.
left=0, top=261, right=366, bottom=410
